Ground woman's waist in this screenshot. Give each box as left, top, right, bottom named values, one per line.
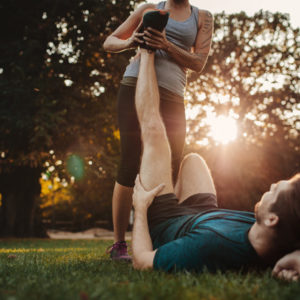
left=120, top=77, right=184, bottom=103
left=123, top=57, right=186, bottom=96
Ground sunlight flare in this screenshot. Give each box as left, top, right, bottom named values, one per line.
left=208, top=115, right=238, bottom=144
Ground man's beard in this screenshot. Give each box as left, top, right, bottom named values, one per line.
left=254, top=202, right=262, bottom=224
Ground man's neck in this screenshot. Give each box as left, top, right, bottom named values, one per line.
left=248, top=222, right=276, bottom=263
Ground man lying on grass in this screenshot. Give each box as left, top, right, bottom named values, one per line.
left=131, top=47, right=300, bottom=277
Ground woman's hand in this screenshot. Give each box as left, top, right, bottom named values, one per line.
left=133, top=174, right=165, bottom=212
left=143, top=27, right=171, bottom=51
left=125, top=24, right=144, bottom=49
left=272, top=250, right=300, bottom=281
left=103, top=3, right=155, bottom=53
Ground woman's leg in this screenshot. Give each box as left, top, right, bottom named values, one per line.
left=115, top=85, right=141, bottom=238
left=112, top=182, right=133, bottom=242
left=160, top=89, right=186, bottom=184
left=108, top=85, right=141, bottom=259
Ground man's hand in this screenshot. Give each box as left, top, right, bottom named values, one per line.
left=132, top=174, right=162, bottom=269
left=272, top=250, right=300, bottom=282
left=133, top=174, right=165, bottom=211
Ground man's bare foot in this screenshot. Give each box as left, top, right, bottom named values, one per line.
left=138, top=9, right=169, bottom=52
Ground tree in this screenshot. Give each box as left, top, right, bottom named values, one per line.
left=186, top=11, right=300, bottom=210
left=1, top=5, right=299, bottom=236
left=0, top=0, right=142, bottom=236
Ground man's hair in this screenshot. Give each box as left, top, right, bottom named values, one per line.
left=270, top=173, right=300, bottom=255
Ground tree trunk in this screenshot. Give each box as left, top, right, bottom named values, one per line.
left=0, top=166, right=44, bottom=237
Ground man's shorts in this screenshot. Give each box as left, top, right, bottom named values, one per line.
left=147, top=192, right=218, bottom=229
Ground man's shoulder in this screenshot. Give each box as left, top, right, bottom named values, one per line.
left=190, top=209, right=255, bottom=242
left=194, top=208, right=255, bottom=220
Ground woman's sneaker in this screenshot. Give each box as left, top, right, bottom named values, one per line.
left=138, top=9, right=169, bottom=51
left=106, top=241, right=131, bottom=261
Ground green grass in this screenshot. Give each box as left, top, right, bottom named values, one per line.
left=0, top=239, right=299, bottom=300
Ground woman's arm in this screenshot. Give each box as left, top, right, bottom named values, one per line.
left=103, top=3, right=155, bottom=53
left=143, top=9, right=213, bottom=72
left=272, top=250, right=300, bottom=281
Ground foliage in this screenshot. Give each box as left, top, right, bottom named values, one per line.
left=187, top=11, right=299, bottom=147
left=0, top=0, right=141, bottom=171
left=39, top=176, right=72, bottom=217
left=40, top=151, right=115, bottom=231
left=0, top=1, right=299, bottom=234
left=0, top=239, right=300, bottom=300
left=0, top=0, right=142, bottom=236
left=185, top=11, right=300, bottom=210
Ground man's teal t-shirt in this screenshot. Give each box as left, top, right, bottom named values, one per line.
left=150, top=209, right=259, bottom=272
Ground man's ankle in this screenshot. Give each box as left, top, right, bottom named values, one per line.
left=140, top=48, right=155, bottom=57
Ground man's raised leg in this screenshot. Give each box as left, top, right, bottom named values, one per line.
left=135, top=49, right=173, bottom=194
left=131, top=49, right=174, bottom=270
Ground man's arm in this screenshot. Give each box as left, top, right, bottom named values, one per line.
left=272, top=250, right=300, bottom=281
left=132, top=175, right=164, bottom=270
left=132, top=207, right=156, bottom=269
left=143, top=10, right=213, bottom=72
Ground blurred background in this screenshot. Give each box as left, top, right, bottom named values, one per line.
left=0, top=0, right=299, bottom=237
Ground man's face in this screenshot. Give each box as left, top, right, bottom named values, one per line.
left=255, top=180, right=291, bottom=224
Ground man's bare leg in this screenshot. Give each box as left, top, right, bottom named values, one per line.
left=132, top=49, right=174, bottom=269
left=175, top=153, right=216, bottom=203
left=135, top=49, right=173, bottom=194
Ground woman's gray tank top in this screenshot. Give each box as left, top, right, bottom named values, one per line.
left=122, top=1, right=199, bottom=97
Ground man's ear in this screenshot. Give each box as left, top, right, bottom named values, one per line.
left=264, top=213, right=279, bottom=227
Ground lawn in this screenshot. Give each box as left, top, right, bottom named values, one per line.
left=0, top=239, right=299, bottom=300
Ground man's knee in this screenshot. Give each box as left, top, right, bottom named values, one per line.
left=141, top=117, right=166, bottom=143
left=182, top=153, right=208, bottom=169
left=180, top=153, right=213, bottom=179
left=176, top=152, right=216, bottom=199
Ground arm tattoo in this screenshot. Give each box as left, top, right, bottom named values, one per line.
left=201, top=11, right=213, bottom=34
left=195, top=53, right=208, bottom=64
left=199, top=36, right=212, bottom=50
left=167, top=42, right=206, bottom=71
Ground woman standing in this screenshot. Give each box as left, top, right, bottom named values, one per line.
left=103, top=0, right=213, bottom=260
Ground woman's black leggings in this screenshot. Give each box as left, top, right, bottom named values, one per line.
left=116, top=84, right=186, bottom=187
